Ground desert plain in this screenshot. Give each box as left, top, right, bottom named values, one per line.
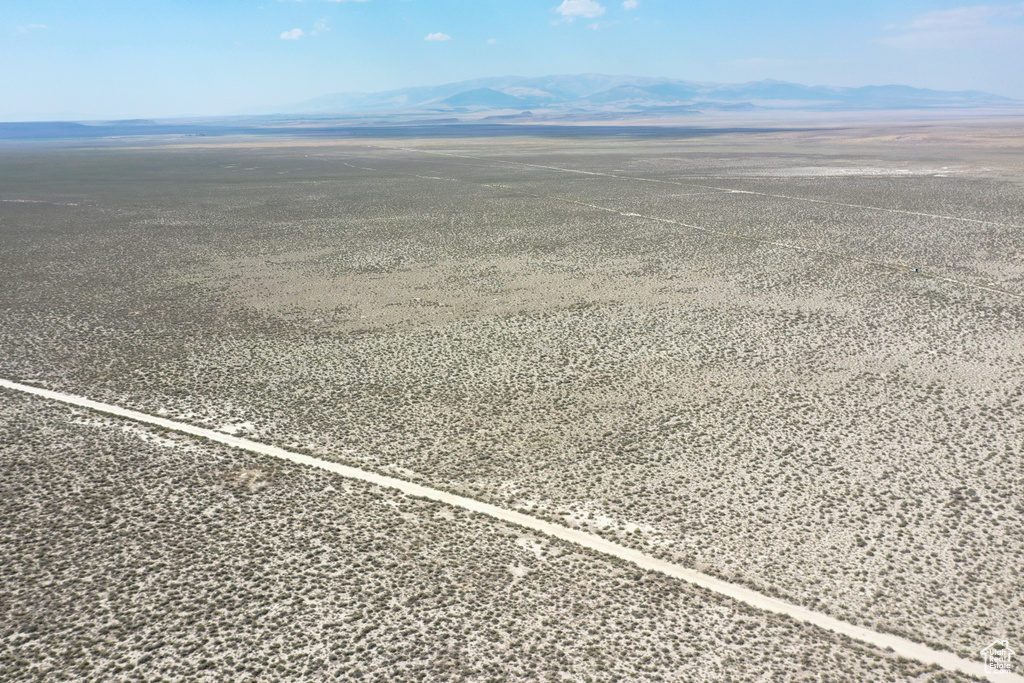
left=1, top=118, right=1023, bottom=681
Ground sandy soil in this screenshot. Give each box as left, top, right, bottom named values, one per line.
left=1, top=376, right=1013, bottom=682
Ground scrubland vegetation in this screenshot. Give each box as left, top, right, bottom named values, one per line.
left=0, top=391, right=963, bottom=682
left=1, top=122, right=1022, bottom=676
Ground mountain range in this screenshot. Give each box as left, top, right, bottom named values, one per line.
left=278, top=74, right=1017, bottom=117
left=2, top=74, right=1018, bottom=139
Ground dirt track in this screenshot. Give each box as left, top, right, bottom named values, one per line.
left=1, top=375, right=1017, bottom=682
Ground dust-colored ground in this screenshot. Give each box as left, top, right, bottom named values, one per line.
left=1, top=118, right=1022, bottom=675
left=0, top=390, right=963, bottom=682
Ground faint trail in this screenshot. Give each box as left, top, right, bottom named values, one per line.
left=398, top=147, right=1024, bottom=230
left=340, top=161, right=377, bottom=172
left=0, top=199, right=82, bottom=206
left=527, top=190, right=1024, bottom=300
left=341, top=149, right=1020, bottom=300
left=0, top=376, right=1014, bottom=682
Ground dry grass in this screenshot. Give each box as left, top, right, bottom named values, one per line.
left=0, top=391, right=963, bottom=682
left=1, top=123, right=1022, bottom=674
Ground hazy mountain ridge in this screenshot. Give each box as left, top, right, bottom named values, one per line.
left=2, top=74, right=1018, bottom=137
left=280, top=74, right=1016, bottom=115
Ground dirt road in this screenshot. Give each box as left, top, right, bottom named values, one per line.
left=1, top=376, right=1016, bottom=681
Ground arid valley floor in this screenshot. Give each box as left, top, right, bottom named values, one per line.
left=2, top=119, right=1023, bottom=681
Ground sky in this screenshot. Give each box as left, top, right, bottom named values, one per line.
left=2, top=0, right=1023, bottom=120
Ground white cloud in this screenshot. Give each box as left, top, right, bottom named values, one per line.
left=622, top=0, right=639, bottom=8
left=425, top=32, right=451, bottom=41
left=487, top=38, right=498, bottom=44
left=15, top=24, right=48, bottom=34
left=554, top=0, right=606, bottom=20
left=880, top=3, right=1024, bottom=48
left=908, top=3, right=1022, bottom=29
left=324, top=0, right=370, bottom=2
left=280, top=28, right=305, bottom=40
left=311, top=18, right=330, bottom=35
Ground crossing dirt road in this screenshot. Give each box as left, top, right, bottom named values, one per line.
left=1, top=376, right=1016, bottom=682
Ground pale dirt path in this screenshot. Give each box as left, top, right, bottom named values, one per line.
left=1, top=376, right=1017, bottom=682
left=542, top=194, right=1024, bottom=300
left=398, top=146, right=1024, bottom=231
left=342, top=149, right=1023, bottom=301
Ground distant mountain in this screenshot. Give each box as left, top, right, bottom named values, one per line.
left=4, top=75, right=1017, bottom=140
left=441, top=88, right=539, bottom=108
left=275, top=74, right=1016, bottom=117
left=0, top=122, right=99, bottom=140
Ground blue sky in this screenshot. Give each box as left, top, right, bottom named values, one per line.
left=3, top=0, right=1023, bottom=120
